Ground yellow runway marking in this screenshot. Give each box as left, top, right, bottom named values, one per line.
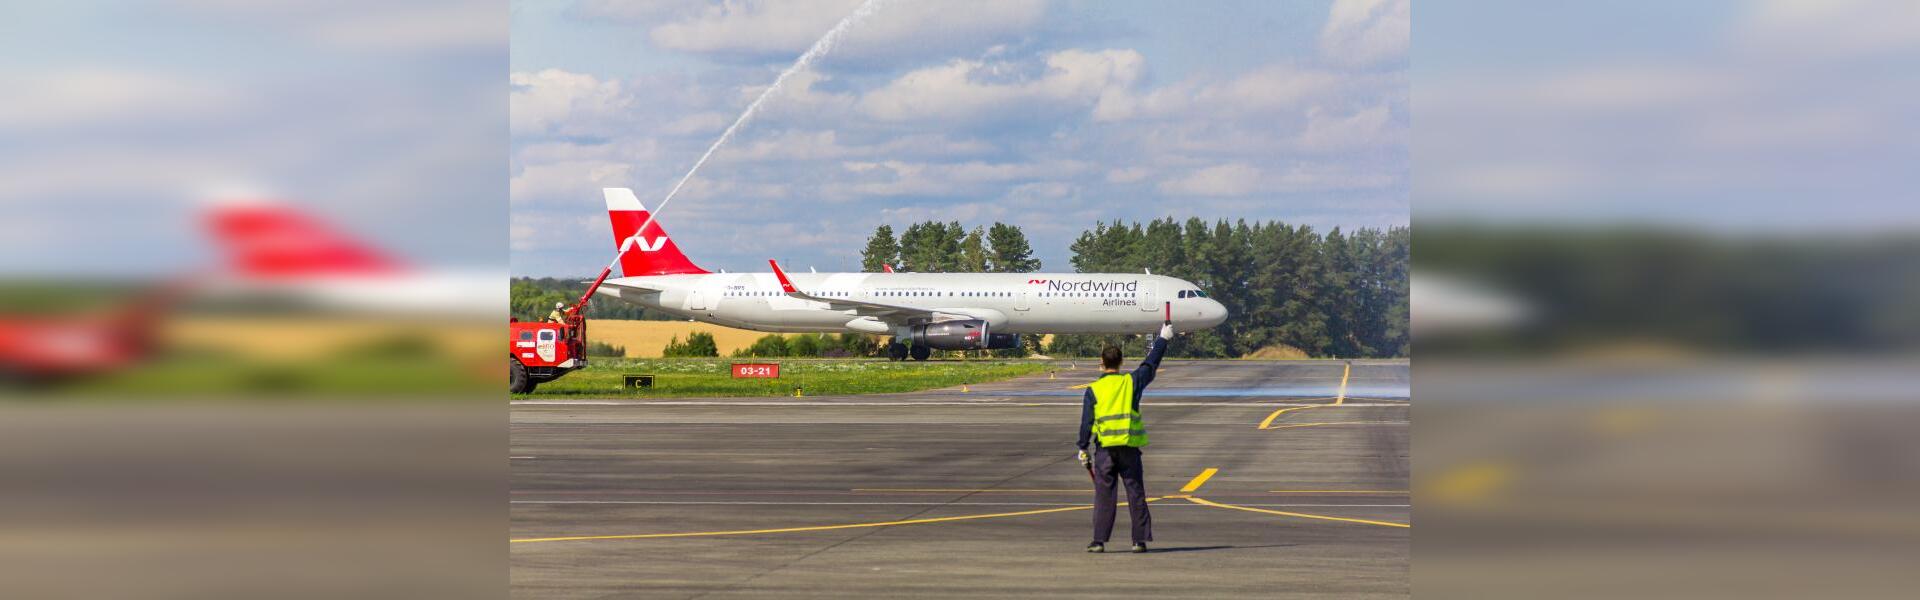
left=852, top=488, right=1085, bottom=494
left=1185, top=496, right=1408, bottom=528
left=1267, top=490, right=1410, bottom=494
left=1256, top=405, right=1319, bottom=429
left=1180, top=467, right=1219, bottom=493
left=512, top=498, right=1164, bottom=543
left=1257, top=362, right=1353, bottom=429
left=1267, top=421, right=1406, bottom=429
left=1333, top=361, right=1350, bottom=405
left=1425, top=462, right=1513, bottom=504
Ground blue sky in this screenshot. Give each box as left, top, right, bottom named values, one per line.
left=0, top=0, right=506, bottom=276
left=510, top=0, right=1410, bottom=276
left=1415, top=0, right=1920, bottom=231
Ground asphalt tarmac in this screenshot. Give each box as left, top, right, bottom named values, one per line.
left=511, top=359, right=1410, bottom=598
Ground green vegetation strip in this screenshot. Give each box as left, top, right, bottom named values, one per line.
left=516, top=358, right=1050, bottom=398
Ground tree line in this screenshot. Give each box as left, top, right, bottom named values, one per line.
left=1046, top=219, right=1408, bottom=359
left=1418, top=225, right=1920, bottom=355
left=510, top=277, right=679, bottom=322
left=862, top=221, right=1042, bottom=273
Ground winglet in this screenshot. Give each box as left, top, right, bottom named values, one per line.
left=768, top=259, right=798, bottom=294
left=883, top=263, right=895, bottom=273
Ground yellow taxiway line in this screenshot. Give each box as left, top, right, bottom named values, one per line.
left=852, top=488, right=1085, bottom=494
left=1267, top=490, right=1410, bottom=494
left=1266, top=421, right=1404, bottom=430
left=512, top=498, right=1164, bottom=543
left=1180, top=467, right=1219, bottom=493
left=1184, top=496, right=1408, bottom=528
left=1257, top=362, right=1352, bottom=429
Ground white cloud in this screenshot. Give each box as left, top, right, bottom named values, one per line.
left=510, top=69, right=631, bottom=136
left=662, top=111, right=731, bottom=135
left=0, top=69, right=233, bottom=131
left=510, top=160, right=633, bottom=205
left=1295, top=104, right=1393, bottom=152
left=645, top=0, right=1046, bottom=60
left=571, top=0, right=703, bottom=22
left=1105, top=167, right=1152, bottom=184
left=1094, top=64, right=1361, bottom=121
left=1738, top=0, right=1920, bottom=60
left=1320, top=0, right=1409, bottom=67
left=173, top=0, right=503, bottom=52
left=1159, top=163, right=1262, bottom=196
left=715, top=130, right=993, bottom=163
left=1159, top=161, right=1396, bottom=196
left=827, top=159, right=1093, bottom=198
left=860, top=49, right=1145, bottom=122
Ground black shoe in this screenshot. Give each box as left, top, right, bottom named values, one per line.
left=1130, top=543, right=1147, bottom=553
left=1086, top=543, right=1105, bottom=553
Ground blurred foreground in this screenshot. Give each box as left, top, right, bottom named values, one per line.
left=0, top=1, right=505, bottom=597
left=1416, top=1, right=1920, bottom=597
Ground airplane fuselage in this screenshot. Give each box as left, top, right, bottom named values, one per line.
left=598, top=272, right=1227, bottom=337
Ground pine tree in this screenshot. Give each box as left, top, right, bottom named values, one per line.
left=960, top=226, right=989, bottom=272
left=985, top=223, right=1041, bottom=272
left=937, top=221, right=966, bottom=272
left=860, top=225, right=900, bottom=272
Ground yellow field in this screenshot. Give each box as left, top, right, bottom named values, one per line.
left=586, top=319, right=781, bottom=358
left=163, top=315, right=495, bottom=362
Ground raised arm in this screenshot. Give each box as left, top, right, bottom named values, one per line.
left=1132, top=336, right=1168, bottom=390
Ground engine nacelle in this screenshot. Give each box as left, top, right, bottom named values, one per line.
left=910, top=319, right=1020, bottom=351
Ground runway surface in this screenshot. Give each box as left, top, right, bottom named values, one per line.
left=511, top=359, right=1410, bottom=598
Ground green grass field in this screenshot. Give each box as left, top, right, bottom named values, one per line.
left=517, top=358, right=1050, bottom=398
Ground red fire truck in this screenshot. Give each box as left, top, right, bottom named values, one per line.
left=508, top=267, right=620, bottom=393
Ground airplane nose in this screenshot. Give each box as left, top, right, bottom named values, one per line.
left=1201, top=299, right=1228, bottom=327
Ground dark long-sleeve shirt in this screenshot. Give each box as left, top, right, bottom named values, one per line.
left=1076, top=337, right=1168, bottom=450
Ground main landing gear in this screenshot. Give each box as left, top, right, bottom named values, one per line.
left=885, top=341, right=931, bottom=362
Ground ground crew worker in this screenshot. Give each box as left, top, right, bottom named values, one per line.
left=547, top=302, right=567, bottom=324
left=1077, top=322, right=1172, bottom=553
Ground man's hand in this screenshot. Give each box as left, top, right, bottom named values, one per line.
left=1159, top=323, right=1174, bottom=340
left=1077, top=449, right=1092, bottom=469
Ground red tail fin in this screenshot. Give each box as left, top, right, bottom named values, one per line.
left=604, top=188, right=708, bottom=276
left=205, top=201, right=402, bottom=278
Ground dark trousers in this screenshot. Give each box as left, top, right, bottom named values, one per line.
left=1091, top=445, right=1152, bottom=544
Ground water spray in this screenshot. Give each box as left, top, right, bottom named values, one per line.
left=626, top=0, right=894, bottom=253
left=579, top=0, right=893, bottom=304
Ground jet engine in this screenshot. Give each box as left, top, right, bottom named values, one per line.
left=910, top=319, right=1019, bottom=350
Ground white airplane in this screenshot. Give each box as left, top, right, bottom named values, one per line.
left=591, top=188, right=1228, bottom=361
left=199, top=199, right=504, bottom=318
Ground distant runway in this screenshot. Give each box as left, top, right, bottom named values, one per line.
left=511, top=360, right=1410, bottom=598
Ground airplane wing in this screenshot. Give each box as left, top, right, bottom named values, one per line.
left=769, top=260, right=975, bottom=324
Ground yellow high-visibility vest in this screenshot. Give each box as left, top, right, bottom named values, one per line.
left=1088, top=373, right=1147, bottom=448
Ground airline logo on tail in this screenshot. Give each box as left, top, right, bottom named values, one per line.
left=603, top=188, right=708, bottom=276
left=628, top=236, right=668, bottom=252
left=205, top=201, right=402, bottom=278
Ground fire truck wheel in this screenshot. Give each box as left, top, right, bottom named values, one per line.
left=510, top=359, right=534, bottom=394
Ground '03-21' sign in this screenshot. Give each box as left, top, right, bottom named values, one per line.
left=731, top=363, right=780, bottom=378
